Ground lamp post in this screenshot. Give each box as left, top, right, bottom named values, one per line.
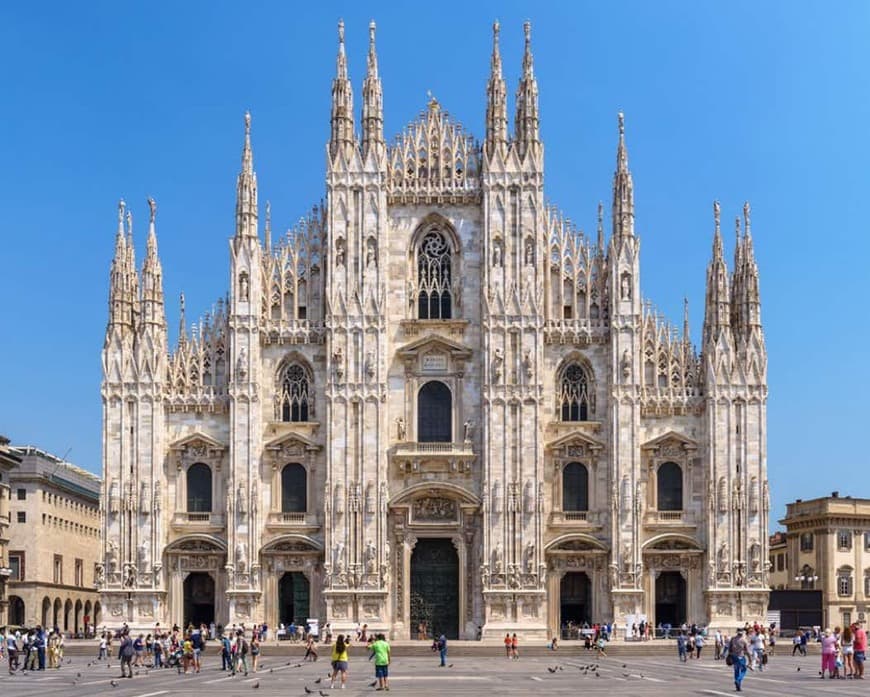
left=795, top=572, right=818, bottom=590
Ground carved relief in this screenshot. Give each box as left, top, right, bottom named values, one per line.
left=412, top=497, right=457, bottom=522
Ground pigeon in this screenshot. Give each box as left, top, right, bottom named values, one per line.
left=270, top=668, right=274, bottom=673
left=548, top=666, right=557, bottom=673
left=315, top=677, right=322, bottom=684
left=76, top=672, right=82, bottom=678
left=449, top=663, right=454, bottom=668
left=66, top=659, right=72, bottom=664
left=320, top=692, right=330, bottom=697
left=623, top=673, right=630, bottom=678
left=558, top=666, right=563, bottom=671
left=304, top=687, right=313, bottom=694
left=252, top=681, right=259, bottom=689
left=622, top=664, right=627, bottom=668
left=797, top=667, right=801, bottom=672
left=369, top=680, right=377, bottom=687
left=110, top=680, right=118, bottom=687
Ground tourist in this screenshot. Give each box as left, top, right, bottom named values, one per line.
left=820, top=628, right=838, bottom=679
left=437, top=634, right=448, bottom=666
left=694, top=631, right=705, bottom=660
left=727, top=628, right=749, bottom=692
left=303, top=634, right=318, bottom=662
left=550, top=636, right=559, bottom=651
left=251, top=632, right=261, bottom=672
left=714, top=629, right=723, bottom=660
left=118, top=632, right=134, bottom=679
left=235, top=629, right=249, bottom=676
left=596, top=633, right=607, bottom=658
left=133, top=633, right=145, bottom=666
left=330, top=634, right=350, bottom=688
left=7, top=629, right=19, bottom=673
left=511, top=633, right=519, bottom=660
left=34, top=625, right=46, bottom=670
left=504, top=632, right=511, bottom=659
left=751, top=628, right=766, bottom=671
left=370, top=632, right=391, bottom=691
left=677, top=633, right=688, bottom=662
left=853, top=621, right=866, bottom=679
left=842, top=624, right=855, bottom=678
left=220, top=630, right=232, bottom=671
left=153, top=633, right=164, bottom=668
left=191, top=626, right=204, bottom=673
left=181, top=632, right=194, bottom=674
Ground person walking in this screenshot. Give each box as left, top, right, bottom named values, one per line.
left=6, top=630, right=18, bottom=673
left=820, top=628, right=838, bottom=679
left=677, top=633, right=688, bottom=662
left=727, top=628, right=749, bottom=692
left=119, top=633, right=135, bottom=679
left=503, top=633, right=511, bottom=659
left=303, top=634, right=318, bottom=662
left=751, top=629, right=766, bottom=672
left=370, top=633, right=391, bottom=691
left=714, top=629, right=723, bottom=660
left=694, top=632, right=705, bottom=660
left=220, top=631, right=232, bottom=672
left=330, top=634, right=350, bottom=689
left=437, top=634, right=448, bottom=667
left=34, top=625, right=46, bottom=670
left=853, top=621, right=867, bottom=679
left=511, top=633, right=519, bottom=660
left=250, top=632, right=261, bottom=673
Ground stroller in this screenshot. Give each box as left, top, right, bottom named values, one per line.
left=165, top=647, right=185, bottom=671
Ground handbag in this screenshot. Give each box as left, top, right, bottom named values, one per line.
left=725, top=653, right=734, bottom=666
left=762, top=652, right=768, bottom=665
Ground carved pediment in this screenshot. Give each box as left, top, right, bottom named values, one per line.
left=261, top=534, right=323, bottom=554
left=264, top=432, right=322, bottom=462
left=166, top=535, right=227, bottom=554
left=641, top=430, right=697, bottom=455
left=169, top=432, right=227, bottom=468
left=642, top=534, right=703, bottom=552
left=545, top=533, right=608, bottom=552
left=397, top=334, right=473, bottom=363
left=546, top=431, right=606, bottom=455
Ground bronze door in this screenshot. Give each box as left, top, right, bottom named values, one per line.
left=410, top=538, right=459, bottom=639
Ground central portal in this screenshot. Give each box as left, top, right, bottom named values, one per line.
left=183, top=572, right=215, bottom=627
left=278, top=572, right=310, bottom=626
left=410, top=538, right=459, bottom=639
left=655, top=570, right=687, bottom=627
left=560, top=571, right=591, bottom=628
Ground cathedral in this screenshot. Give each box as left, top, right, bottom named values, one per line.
left=99, top=20, right=769, bottom=639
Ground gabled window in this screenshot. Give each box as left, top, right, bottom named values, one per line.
left=186, top=463, right=213, bottom=513
left=281, top=464, right=307, bottom=513
left=657, top=462, right=683, bottom=511
left=417, top=381, right=452, bottom=442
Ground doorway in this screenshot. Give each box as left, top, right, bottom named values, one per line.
left=410, top=538, right=459, bottom=639
left=655, top=570, right=687, bottom=627
left=183, top=572, right=215, bottom=627
left=278, top=572, right=310, bottom=626
left=560, top=571, right=591, bottom=629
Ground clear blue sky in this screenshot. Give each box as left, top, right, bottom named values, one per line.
left=1, top=1, right=867, bottom=528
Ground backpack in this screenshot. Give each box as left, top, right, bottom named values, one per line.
left=241, top=639, right=249, bottom=655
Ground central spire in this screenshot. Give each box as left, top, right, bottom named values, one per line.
left=362, top=19, right=384, bottom=158
left=612, top=112, right=635, bottom=238
left=485, top=20, right=507, bottom=158
left=235, top=112, right=258, bottom=238
left=514, top=20, right=540, bottom=155
left=330, top=19, right=356, bottom=160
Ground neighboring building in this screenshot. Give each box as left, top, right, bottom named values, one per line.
left=0, top=436, right=23, bottom=624
left=768, top=531, right=788, bottom=589
left=775, top=493, right=870, bottom=629
left=100, top=21, right=769, bottom=637
left=6, top=446, right=102, bottom=633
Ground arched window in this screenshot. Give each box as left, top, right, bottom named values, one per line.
left=279, top=363, right=312, bottom=422
left=417, top=381, right=452, bottom=442
left=558, top=363, right=590, bottom=421
left=562, top=462, right=589, bottom=512
left=281, top=463, right=307, bottom=513
left=417, top=230, right=452, bottom=319
left=187, top=463, right=213, bottom=512
left=657, top=461, right=683, bottom=511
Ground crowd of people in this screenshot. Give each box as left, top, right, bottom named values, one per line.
left=0, top=625, right=66, bottom=672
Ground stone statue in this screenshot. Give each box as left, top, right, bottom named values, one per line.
left=621, top=349, right=631, bottom=380
left=236, top=541, right=247, bottom=570
left=147, top=196, right=157, bottom=221
left=239, top=273, right=249, bottom=301
left=237, top=484, right=247, bottom=516
left=138, top=540, right=148, bottom=564
left=365, top=539, right=377, bottom=574
left=333, top=347, right=344, bottom=380
left=749, top=540, right=761, bottom=570
left=365, top=350, right=375, bottom=380
left=492, top=242, right=502, bottom=268
left=335, top=242, right=345, bottom=267
left=523, top=350, right=533, bottom=380
left=717, top=542, right=728, bottom=572
left=492, top=347, right=504, bottom=382
left=236, top=347, right=248, bottom=381
left=106, top=540, right=118, bottom=573
left=524, top=541, right=535, bottom=573
left=333, top=541, right=345, bottom=570
left=463, top=420, right=474, bottom=443
left=621, top=272, right=631, bottom=300
left=524, top=241, right=534, bottom=266
left=366, top=242, right=377, bottom=269
left=396, top=417, right=406, bottom=441
left=492, top=542, right=504, bottom=574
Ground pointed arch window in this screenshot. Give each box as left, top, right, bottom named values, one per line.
left=558, top=363, right=591, bottom=421
left=417, top=230, right=452, bottom=319
left=281, top=463, right=307, bottom=513
left=279, top=363, right=312, bottom=422
left=657, top=461, right=683, bottom=511
left=562, top=462, right=589, bottom=512
left=187, top=463, right=212, bottom=513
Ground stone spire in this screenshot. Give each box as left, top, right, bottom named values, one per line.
left=361, top=20, right=384, bottom=158
left=485, top=20, right=508, bottom=157
left=177, top=291, right=187, bottom=349
left=735, top=201, right=762, bottom=335
left=235, top=111, right=258, bottom=239
left=596, top=201, right=605, bottom=255
left=612, top=112, right=635, bottom=239
left=330, top=19, right=355, bottom=160
left=702, top=200, right=732, bottom=348
left=140, top=196, right=165, bottom=329
left=514, top=20, right=539, bottom=156
left=125, top=208, right=140, bottom=329
left=264, top=200, right=272, bottom=251
left=108, top=199, right=136, bottom=331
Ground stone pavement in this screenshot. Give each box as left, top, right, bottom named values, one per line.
left=0, top=651, right=863, bottom=696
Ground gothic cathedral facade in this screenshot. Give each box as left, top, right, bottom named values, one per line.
left=100, top=22, right=769, bottom=638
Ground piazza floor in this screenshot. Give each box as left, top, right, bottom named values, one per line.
left=0, top=650, right=865, bottom=696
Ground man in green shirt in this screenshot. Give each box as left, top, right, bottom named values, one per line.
left=370, top=633, right=391, bottom=691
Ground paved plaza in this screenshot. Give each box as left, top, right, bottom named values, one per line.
left=0, top=650, right=866, bottom=697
